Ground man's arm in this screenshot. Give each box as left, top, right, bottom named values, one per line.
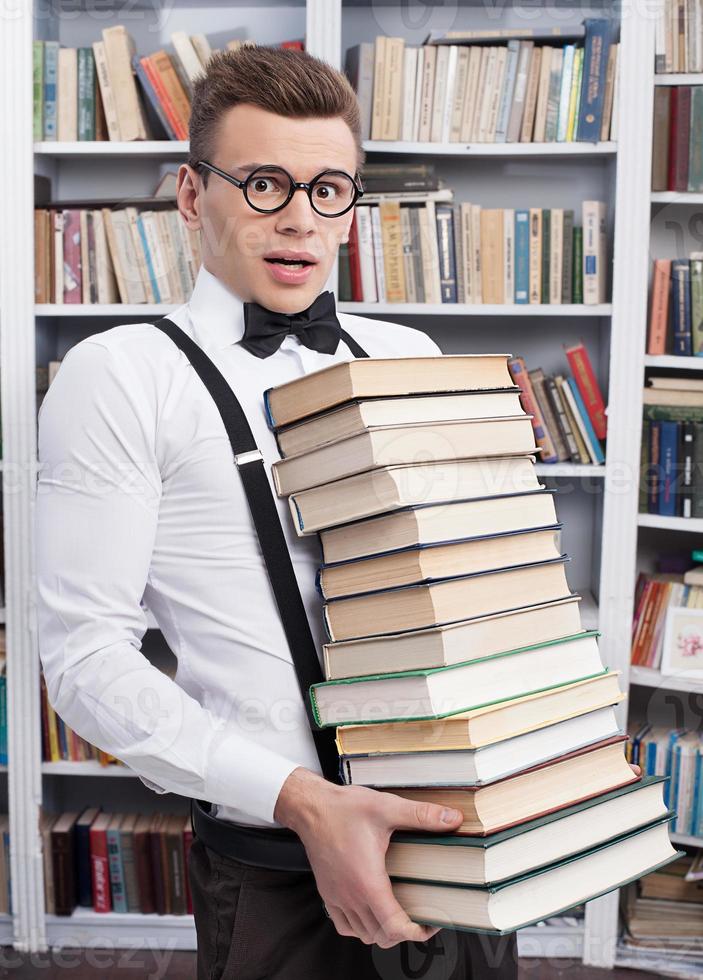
left=35, top=338, right=299, bottom=822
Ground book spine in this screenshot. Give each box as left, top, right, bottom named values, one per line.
left=691, top=257, right=703, bottom=352
left=132, top=55, right=176, bottom=140
left=556, top=45, right=575, bottom=142
left=669, top=86, right=691, bottom=192
left=503, top=208, right=514, bottom=303
left=435, top=204, right=457, bottom=303
left=43, top=41, right=59, bottom=141
left=52, top=828, right=76, bottom=916
left=531, top=370, right=567, bottom=460
left=582, top=201, right=606, bottom=305
left=508, top=356, right=558, bottom=461
left=672, top=258, right=692, bottom=355
left=572, top=226, right=583, bottom=303
left=567, top=377, right=605, bottom=463
left=528, top=207, right=542, bottom=303
left=561, top=210, right=574, bottom=303
left=648, top=259, right=672, bottom=354
left=547, top=376, right=579, bottom=460
left=658, top=420, right=678, bottom=517
left=77, top=48, right=95, bottom=141
left=495, top=40, right=519, bottom=142
left=89, top=826, right=111, bottom=913
left=566, top=47, right=583, bottom=141
left=577, top=19, right=611, bottom=141
left=679, top=421, right=695, bottom=518
left=33, top=41, right=44, bottom=142
left=540, top=208, right=551, bottom=302
left=695, top=421, right=703, bottom=518
left=514, top=210, right=530, bottom=303
left=643, top=403, right=703, bottom=422
left=106, top=827, right=127, bottom=914
left=648, top=421, right=661, bottom=513
left=565, top=342, right=608, bottom=439
left=639, top=419, right=650, bottom=513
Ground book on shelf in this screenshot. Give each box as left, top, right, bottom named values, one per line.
left=648, top=256, right=703, bottom=355
left=655, top=1, right=703, bottom=74
left=652, top=85, right=703, bottom=193
left=339, top=186, right=607, bottom=307
left=41, top=806, right=192, bottom=917
left=33, top=31, right=302, bottom=143
left=344, top=20, right=617, bottom=145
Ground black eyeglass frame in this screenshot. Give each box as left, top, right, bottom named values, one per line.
left=195, top=160, right=364, bottom=217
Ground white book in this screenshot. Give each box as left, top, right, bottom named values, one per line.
left=401, top=46, right=418, bottom=142
left=53, top=211, right=64, bottom=304
left=486, top=46, right=508, bottom=142
left=370, top=206, right=387, bottom=302
left=506, top=41, right=533, bottom=143
left=400, top=208, right=418, bottom=303
left=503, top=208, right=515, bottom=303
left=57, top=48, right=78, bottom=142
left=440, top=43, right=459, bottom=143
left=477, top=47, right=498, bottom=142
left=471, top=47, right=491, bottom=142
left=91, top=210, right=118, bottom=304
left=171, top=31, right=205, bottom=83
left=450, top=47, right=470, bottom=142
left=417, top=44, right=436, bottom=143
left=560, top=378, right=599, bottom=464
left=495, top=40, right=520, bottom=142
left=418, top=201, right=442, bottom=304
left=355, top=206, right=378, bottom=302
left=140, top=212, right=170, bottom=304
left=461, top=203, right=473, bottom=303
left=430, top=43, right=450, bottom=142
left=190, top=34, right=213, bottom=68
left=459, top=46, right=482, bottom=142
left=549, top=208, right=564, bottom=304
left=556, top=45, right=575, bottom=142
left=411, top=46, right=425, bottom=141
left=582, top=200, right=607, bottom=304
left=533, top=44, right=553, bottom=142
left=471, top=203, right=482, bottom=303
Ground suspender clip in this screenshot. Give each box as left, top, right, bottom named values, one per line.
left=234, top=449, right=263, bottom=467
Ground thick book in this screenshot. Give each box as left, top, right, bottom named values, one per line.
left=387, top=736, right=635, bottom=836
left=264, top=356, right=516, bottom=430
left=336, top=670, right=623, bottom=754
left=386, top=776, right=670, bottom=885
left=311, top=628, right=601, bottom=726
left=317, top=524, right=563, bottom=600
left=342, top=704, right=622, bottom=786
left=319, top=488, right=558, bottom=566
left=322, top=555, right=573, bottom=643
left=273, top=416, right=539, bottom=496
left=289, top=455, right=543, bottom=536
left=275, top=388, right=525, bottom=458
left=576, top=19, right=613, bottom=141
left=392, top=816, right=679, bottom=933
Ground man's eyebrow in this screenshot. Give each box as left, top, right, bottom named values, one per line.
left=232, top=162, right=346, bottom=173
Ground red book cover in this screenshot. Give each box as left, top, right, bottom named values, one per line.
left=62, top=209, right=82, bottom=304
left=564, top=342, right=607, bottom=440
left=347, top=210, right=363, bottom=302
left=89, top=813, right=112, bottom=913
left=141, top=56, right=187, bottom=141
left=668, top=86, right=691, bottom=192
left=280, top=40, right=304, bottom=51
left=507, top=356, right=558, bottom=462
left=133, top=814, right=156, bottom=914
left=648, top=259, right=672, bottom=354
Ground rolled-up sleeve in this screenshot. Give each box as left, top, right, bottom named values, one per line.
left=35, top=338, right=299, bottom=823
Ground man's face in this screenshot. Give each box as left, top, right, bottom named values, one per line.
left=178, top=103, right=359, bottom=313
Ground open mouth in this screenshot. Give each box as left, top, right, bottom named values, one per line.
left=264, top=257, right=315, bottom=269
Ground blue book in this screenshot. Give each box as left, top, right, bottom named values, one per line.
left=672, top=259, right=692, bottom=355
left=495, top=41, right=520, bottom=143
left=514, top=211, right=530, bottom=303
left=131, top=55, right=176, bottom=141
left=43, top=41, right=59, bottom=140
left=435, top=204, right=458, bottom=303
left=566, top=378, right=605, bottom=464
left=75, top=808, right=99, bottom=907
left=693, top=751, right=703, bottom=837
left=106, top=818, right=128, bottom=913
left=576, top=19, right=613, bottom=142
left=0, top=675, right=7, bottom=766
left=664, top=729, right=686, bottom=808
left=658, top=420, right=678, bottom=516
left=136, top=215, right=161, bottom=302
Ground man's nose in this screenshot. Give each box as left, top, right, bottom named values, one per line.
left=275, top=187, right=318, bottom=234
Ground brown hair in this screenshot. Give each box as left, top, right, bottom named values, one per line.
left=188, top=45, right=365, bottom=183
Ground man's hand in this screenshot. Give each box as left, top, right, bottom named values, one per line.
left=630, top=763, right=642, bottom=776
left=274, top=767, right=463, bottom=949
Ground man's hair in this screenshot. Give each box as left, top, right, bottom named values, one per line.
left=188, top=45, right=365, bottom=183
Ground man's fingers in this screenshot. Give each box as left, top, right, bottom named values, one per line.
left=369, top=876, right=437, bottom=947
left=384, top=793, right=463, bottom=833
left=325, top=905, right=356, bottom=938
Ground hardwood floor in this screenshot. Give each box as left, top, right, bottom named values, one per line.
left=0, top=949, right=661, bottom=979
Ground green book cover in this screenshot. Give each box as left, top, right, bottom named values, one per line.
left=541, top=209, right=551, bottom=302
left=572, top=226, right=583, bottom=303
left=643, top=403, right=703, bottom=422
left=32, top=41, right=43, bottom=143
left=689, top=87, right=703, bottom=192
left=691, top=257, right=703, bottom=352
left=561, top=210, right=574, bottom=303
left=77, top=48, right=95, bottom=142
left=639, top=418, right=650, bottom=512
left=310, top=629, right=603, bottom=727
left=392, top=776, right=668, bottom=848
left=337, top=242, right=352, bottom=301
left=391, top=816, right=682, bottom=935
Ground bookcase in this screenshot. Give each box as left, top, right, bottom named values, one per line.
left=0, top=0, right=663, bottom=966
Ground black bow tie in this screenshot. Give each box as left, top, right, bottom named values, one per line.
left=240, top=291, right=342, bottom=358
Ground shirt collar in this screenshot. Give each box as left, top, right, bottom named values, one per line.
left=187, top=265, right=247, bottom=351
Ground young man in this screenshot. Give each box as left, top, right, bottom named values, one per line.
left=37, top=44, right=632, bottom=979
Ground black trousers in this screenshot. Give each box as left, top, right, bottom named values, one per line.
left=188, top=835, right=519, bottom=980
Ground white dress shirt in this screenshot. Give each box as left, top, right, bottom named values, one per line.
left=35, top=265, right=442, bottom=828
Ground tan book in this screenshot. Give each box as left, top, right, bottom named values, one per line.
left=486, top=46, right=508, bottom=141
left=506, top=42, right=534, bottom=142
left=371, top=36, right=386, bottom=140
left=337, top=670, right=623, bottom=751
left=156, top=211, right=185, bottom=303
left=430, top=43, right=449, bottom=143
left=52, top=210, right=64, bottom=304
left=320, top=525, right=562, bottom=600
left=479, top=209, right=504, bottom=304
left=388, top=737, right=636, bottom=837
left=323, top=556, right=572, bottom=643
left=320, top=487, right=557, bottom=565
left=265, top=355, right=517, bottom=429
left=459, top=47, right=482, bottom=142
left=290, top=454, right=542, bottom=536
left=379, top=200, right=406, bottom=301
left=171, top=31, right=205, bottom=84
left=102, top=209, right=145, bottom=304
left=273, top=416, right=538, bottom=496
left=471, top=47, right=492, bottom=141
left=532, top=45, right=553, bottom=142
left=125, top=208, right=155, bottom=303
left=450, top=48, right=470, bottom=142
left=139, top=211, right=171, bottom=303
left=40, top=811, right=58, bottom=916
left=600, top=43, right=618, bottom=141
left=417, top=44, right=437, bottom=143
left=549, top=207, right=564, bottom=303
left=418, top=200, right=442, bottom=303
left=148, top=50, right=191, bottom=137
left=520, top=45, right=542, bottom=141
left=34, top=210, right=50, bottom=303
left=582, top=200, right=607, bottom=304
left=528, top=207, right=542, bottom=303
left=92, top=41, right=121, bottom=140
left=643, top=387, right=703, bottom=407
left=102, top=26, right=149, bottom=141
left=92, top=210, right=118, bottom=304
left=57, top=48, right=78, bottom=141
left=277, top=389, right=525, bottom=459
left=383, top=38, right=405, bottom=140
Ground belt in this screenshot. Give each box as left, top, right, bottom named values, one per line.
left=191, top=798, right=312, bottom=872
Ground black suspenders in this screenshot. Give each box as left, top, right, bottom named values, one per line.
left=151, top=317, right=369, bottom=785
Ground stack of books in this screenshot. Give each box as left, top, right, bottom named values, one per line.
left=652, top=86, right=703, bottom=193
left=629, top=722, right=703, bottom=839
left=655, top=1, right=703, bottom=74
left=648, top=258, right=703, bottom=356
left=346, top=19, right=618, bottom=144
left=266, top=354, right=680, bottom=933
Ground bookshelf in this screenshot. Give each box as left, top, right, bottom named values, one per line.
left=0, top=0, right=666, bottom=967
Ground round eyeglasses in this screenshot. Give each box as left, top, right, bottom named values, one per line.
left=196, top=161, right=364, bottom=218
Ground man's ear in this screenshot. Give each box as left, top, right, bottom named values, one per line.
left=177, top=163, right=202, bottom=231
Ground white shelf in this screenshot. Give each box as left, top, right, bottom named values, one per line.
left=45, top=909, right=197, bottom=950
left=338, top=303, right=612, bottom=317
left=36, top=304, right=179, bottom=317
left=654, top=73, right=703, bottom=85
left=652, top=191, right=703, bottom=204
left=629, top=666, right=703, bottom=693
left=362, top=140, right=616, bottom=157
left=34, top=141, right=189, bottom=158
left=644, top=354, right=703, bottom=369
left=670, top=831, right=703, bottom=848
left=637, top=513, right=703, bottom=532
left=41, top=761, right=136, bottom=777
left=535, top=463, right=605, bottom=478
